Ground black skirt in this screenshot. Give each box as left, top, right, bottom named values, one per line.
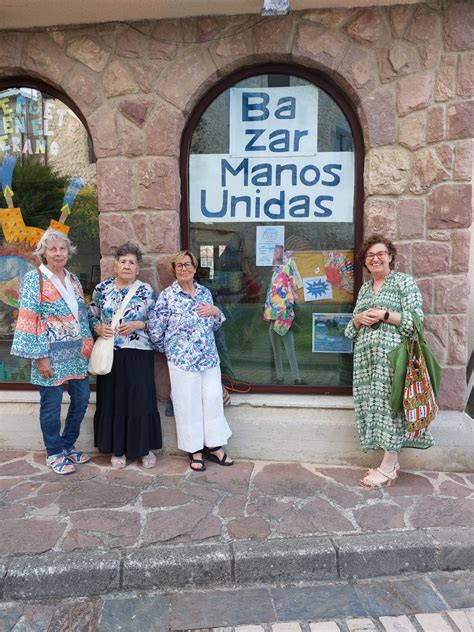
left=94, top=348, right=162, bottom=458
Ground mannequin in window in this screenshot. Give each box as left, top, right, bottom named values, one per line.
left=263, top=252, right=301, bottom=385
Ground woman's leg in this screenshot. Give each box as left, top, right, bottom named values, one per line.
left=62, top=377, right=90, bottom=453
left=360, top=449, right=400, bottom=487
left=39, top=385, right=64, bottom=456
left=269, top=324, right=283, bottom=381
left=201, top=365, right=232, bottom=453
left=168, top=362, right=205, bottom=453
left=281, top=329, right=301, bottom=381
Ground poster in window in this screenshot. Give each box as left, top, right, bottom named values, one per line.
left=312, top=313, right=353, bottom=354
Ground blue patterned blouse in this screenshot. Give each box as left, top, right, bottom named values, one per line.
left=88, top=277, right=157, bottom=351
left=148, top=280, right=225, bottom=372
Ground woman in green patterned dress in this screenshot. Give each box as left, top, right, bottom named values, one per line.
left=345, top=235, right=433, bottom=488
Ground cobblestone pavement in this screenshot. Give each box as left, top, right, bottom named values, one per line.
left=0, top=571, right=472, bottom=630
left=1, top=450, right=473, bottom=555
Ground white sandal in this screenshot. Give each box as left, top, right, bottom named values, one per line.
left=111, top=455, right=126, bottom=469
left=141, top=452, right=156, bottom=469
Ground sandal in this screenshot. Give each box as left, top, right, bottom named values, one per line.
left=111, top=455, right=127, bottom=469
left=64, top=448, right=91, bottom=464
left=359, top=465, right=399, bottom=489
left=46, top=453, right=76, bottom=475
left=142, top=452, right=156, bottom=469
left=203, top=446, right=234, bottom=467
left=188, top=452, right=206, bottom=472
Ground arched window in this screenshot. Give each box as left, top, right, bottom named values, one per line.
left=181, top=65, right=363, bottom=393
left=0, top=81, right=99, bottom=387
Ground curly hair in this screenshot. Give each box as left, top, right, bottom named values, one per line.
left=115, top=242, right=143, bottom=264
left=357, top=234, right=396, bottom=270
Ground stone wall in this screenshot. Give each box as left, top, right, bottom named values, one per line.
left=0, top=2, right=472, bottom=409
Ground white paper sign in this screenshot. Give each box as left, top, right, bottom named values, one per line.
left=256, top=225, right=285, bottom=267
left=189, top=153, right=355, bottom=223
left=303, top=276, right=332, bottom=302
left=229, top=86, right=319, bottom=158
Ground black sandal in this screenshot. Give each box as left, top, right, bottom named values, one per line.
left=203, top=446, right=234, bottom=467
left=188, top=452, right=206, bottom=472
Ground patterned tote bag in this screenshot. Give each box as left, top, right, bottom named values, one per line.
left=403, top=336, right=438, bottom=433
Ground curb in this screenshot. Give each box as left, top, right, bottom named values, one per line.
left=1, top=527, right=473, bottom=601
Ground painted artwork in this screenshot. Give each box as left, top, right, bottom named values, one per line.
left=291, top=250, right=354, bottom=304
left=312, top=313, right=353, bottom=354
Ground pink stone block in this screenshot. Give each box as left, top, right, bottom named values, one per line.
left=97, top=160, right=134, bottom=211
left=138, top=255, right=157, bottom=289
left=424, top=315, right=449, bottom=364
left=302, top=8, right=353, bottom=28
left=119, top=99, right=152, bottom=127
left=364, top=198, right=397, bottom=239
left=116, top=26, right=149, bottom=58
left=417, top=278, right=433, bottom=313
left=380, top=41, right=421, bottom=83
left=156, top=48, right=217, bottom=111
left=117, top=120, right=144, bottom=157
left=398, top=111, right=425, bottom=151
left=156, top=254, right=176, bottom=292
left=99, top=214, right=134, bottom=255
left=454, top=141, right=472, bottom=181
left=443, top=3, right=474, bottom=52
left=253, top=15, right=294, bottom=54
left=389, top=5, right=413, bottom=37
left=339, top=45, right=377, bottom=97
left=410, top=147, right=449, bottom=195
left=149, top=21, right=179, bottom=60
left=294, top=23, right=349, bottom=70
left=406, top=5, right=440, bottom=43
left=148, top=211, right=180, bottom=253
left=100, top=258, right=114, bottom=281
left=451, top=230, right=470, bottom=273
left=102, top=60, right=139, bottom=97
left=88, top=106, right=119, bottom=158
left=427, top=184, right=472, bottom=229
left=397, top=73, right=433, bottom=115
left=63, top=67, right=104, bottom=116
left=346, top=8, right=390, bottom=47
left=22, top=33, right=73, bottom=84
left=137, top=158, right=179, bottom=210
left=434, top=58, right=456, bottom=102
left=447, top=101, right=474, bottom=140
left=412, top=241, right=450, bottom=276
left=210, top=30, right=254, bottom=68
left=426, top=106, right=445, bottom=143
left=0, top=32, right=20, bottom=66
left=394, top=242, right=411, bottom=274
left=132, top=213, right=147, bottom=245
left=128, top=60, right=166, bottom=93
left=457, top=52, right=474, bottom=97
left=398, top=198, right=425, bottom=238
left=362, top=85, right=397, bottom=147
left=145, top=104, right=184, bottom=157
left=435, top=144, right=453, bottom=171
left=437, top=367, right=466, bottom=411
left=435, top=276, right=469, bottom=313
left=448, top=314, right=468, bottom=365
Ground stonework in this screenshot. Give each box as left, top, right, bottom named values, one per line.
left=0, top=2, right=472, bottom=411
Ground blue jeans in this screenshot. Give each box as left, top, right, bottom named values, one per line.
left=39, top=378, right=90, bottom=456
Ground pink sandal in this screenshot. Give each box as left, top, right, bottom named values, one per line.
left=359, top=465, right=399, bottom=489
left=141, top=452, right=156, bottom=469
left=111, top=455, right=126, bottom=469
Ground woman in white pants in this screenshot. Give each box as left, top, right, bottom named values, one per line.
left=148, top=250, right=233, bottom=471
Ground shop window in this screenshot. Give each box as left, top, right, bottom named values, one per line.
left=0, top=85, right=99, bottom=387
left=184, top=67, right=362, bottom=392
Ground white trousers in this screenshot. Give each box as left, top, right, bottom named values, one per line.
left=168, top=363, right=232, bottom=453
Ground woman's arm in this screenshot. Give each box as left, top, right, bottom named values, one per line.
left=147, top=290, right=170, bottom=352
left=11, top=271, right=50, bottom=359
left=396, top=275, right=424, bottom=338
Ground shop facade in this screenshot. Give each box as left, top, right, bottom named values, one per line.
left=0, top=2, right=472, bottom=466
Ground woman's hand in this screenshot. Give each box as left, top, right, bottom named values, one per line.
left=95, top=323, right=115, bottom=339
left=117, top=320, right=145, bottom=336
left=353, top=309, right=382, bottom=329
left=196, top=304, right=220, bottom=318
left=37, top=357, right=53, bottom=380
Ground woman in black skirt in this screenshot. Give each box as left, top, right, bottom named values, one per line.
left=88, top=242, right=162, bottom=468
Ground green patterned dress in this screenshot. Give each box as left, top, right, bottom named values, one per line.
left=345, top=271, right=434, bottom=453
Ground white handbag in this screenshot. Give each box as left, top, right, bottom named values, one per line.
left=88, top=280, right=141, bottom=376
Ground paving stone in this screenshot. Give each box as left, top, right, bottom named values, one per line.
left=322, top=483, right=360, bottom=509
left=416, top=613, right=454, bottom=631
left=0, top=604, right=23, bottom=631
left=255, top=497, right=293, bottom=518
left=218, top=495, right=247, bottom=517
left=385, top=472, right=434, bottom=496
left=346, top=618, right=378, bottom=631
left=353, top=502, right=406, bottom=531
left=4, top=551, right=121, bottom=599
left=439, top=480, right=472, bottom=498
left=254, top=463, right=326, bottom=497
left=149, top=454, right=189, bottom=475
left=430, top=527, right=474, bottom=571
left=170, top=588, right=275, bottom=629
left=106, top=468, right=155, bottom=487
left=309, top=623, right=341, bottom=632
left=1, top=504, right=28, bottom=520
left=0, top=518, right=66, bottom=554
left=227, top=517, right=271, bottom=539
left=3, top=481, right=42, bottom=501
left=431, top=573, right=474, bottom=609
left=124, top=543, right=231, bottom=590
left=143, top=501, right=215, bottom=543
left=447, top=609, right=474, bottom=632
left=189, top=514, right=223, bottom=542
left=58, top=481, right=139, bottom=510
left=272, top=584, right=366, bottom=620
left=9, top=602, right=56, bottom=631
left=272, top=623, right=302, bottom=632
left=317, top=467, right=367, bottom=487
left=98, top=595, right=170, bottom=632
left=48, top=598, right=101, bottom=631
left=278, top=498, right=355, bottom=535
left=234, top=536, right=337, bottom=584
left=410, top=497, right=474, bottom=528
left=334, top=531, right=437, bottom=579
left=354, top=577, right=446, bottom=616
left=142, top=488, right=191, bottom=507
left=0, top=451, right=28, bottom=463
left=235, top=626, right=265, bottom=632
left=70, top=510, right=141, bottom=541
left=180, top=482, right=220, bottom=503
left=379, top=615, right=417, bottom=631
left=0, top=461, right=42, bottom=476
left=61, top=532, right=103, bottom=552
left=195, top=462, right=254, bottom=494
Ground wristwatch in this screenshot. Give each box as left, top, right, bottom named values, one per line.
left=383, top=310, right=390, bottom=321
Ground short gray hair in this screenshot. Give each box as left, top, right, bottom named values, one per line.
left=34, top=229, right=77, bottom=261
left=115, top=242, right=143, bottom=264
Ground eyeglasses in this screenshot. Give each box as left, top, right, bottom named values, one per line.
left=366, top=251, right=388, bottom=261
left=175, top=262, right=194, bottom=270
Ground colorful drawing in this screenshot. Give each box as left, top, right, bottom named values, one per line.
left=323, top=250, right=354, bottom=294
left=303, top=276, right=332, bottom=301
left=312, top=313, right=353, bottom=354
